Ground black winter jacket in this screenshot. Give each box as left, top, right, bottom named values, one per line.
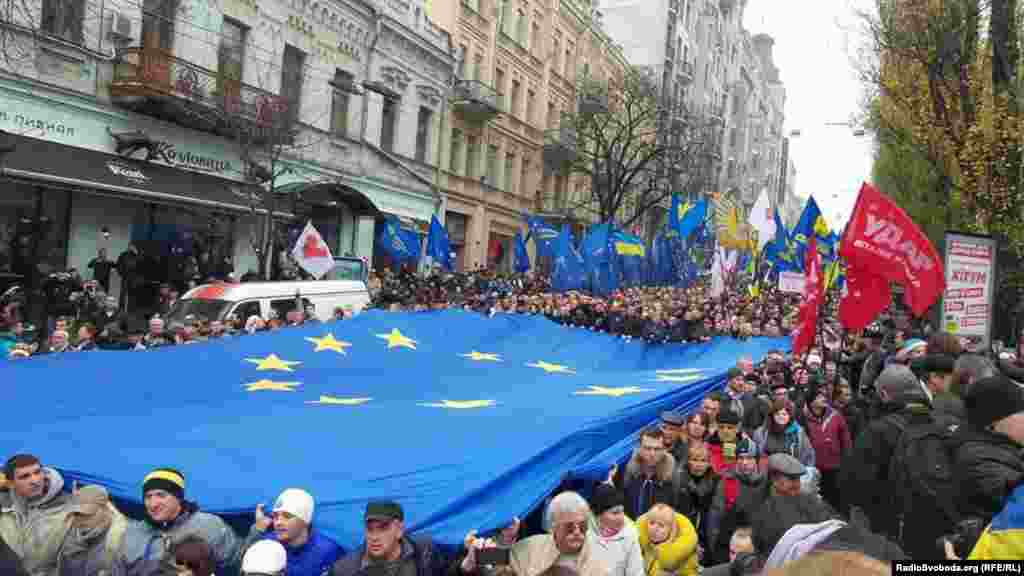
left=954, top=428, right=1024, bottom=523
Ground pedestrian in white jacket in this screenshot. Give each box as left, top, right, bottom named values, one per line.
left=589, top=483, right=644, bottom=576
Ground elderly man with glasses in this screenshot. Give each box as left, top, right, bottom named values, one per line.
left=461, top=492, right=610, bottom=576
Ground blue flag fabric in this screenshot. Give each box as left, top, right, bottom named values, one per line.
left=581, top=223, right=616, bottom=296
left=426, top=215, right=453, bottom=271
left=551, top=224, right=586, bottom=292
left=523, top=214, right=558, bottom=258
left=678, top=200, right=707, bottom=240
left=513, top=232, right=531, bottom=273
left=0, top=311, right=789, bottom=550
left=791, top=197, right=834, bottom=270
left=378, top=216, right=420, bottom=263
left=669, top=194, right=684, bottom=235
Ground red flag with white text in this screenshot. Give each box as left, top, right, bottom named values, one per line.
left=839, top=262, right=891, bottom=332
left=792, top=236, right=823, bottom=356
left=840, top=183, right=944, bottom=316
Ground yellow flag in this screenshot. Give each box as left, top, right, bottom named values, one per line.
left=813, top=215, right=831, bottom=238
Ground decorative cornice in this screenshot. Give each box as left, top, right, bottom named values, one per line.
left=416, top=84, right=443, bottom=107
left=381, top=65, right=412, bottom=92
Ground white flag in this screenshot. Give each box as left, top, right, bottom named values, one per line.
left=290, top=221, right=335, bottom=279
left=711, top=247, right=737, bottom=298
left=748, top=188, right=776, bottom=252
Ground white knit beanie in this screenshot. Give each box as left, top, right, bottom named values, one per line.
left=272, top=488, right=314, bottom=526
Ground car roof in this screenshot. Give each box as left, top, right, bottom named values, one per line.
left=182, top=280, right=368, bottom=301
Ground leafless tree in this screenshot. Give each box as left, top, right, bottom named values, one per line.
left=545, top=67, right=717, bottom=230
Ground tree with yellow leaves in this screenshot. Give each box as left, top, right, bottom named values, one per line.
left=858, top=0, right=1024, bottom=251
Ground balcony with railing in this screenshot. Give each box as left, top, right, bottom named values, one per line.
left=109, top=47, right=288, bottom=141
left=451, top=79, right=503, bottom=123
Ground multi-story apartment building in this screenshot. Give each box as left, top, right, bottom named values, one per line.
left=0, top=0, right=454, bottom=295
left=432, top=0, right=629, bottom=271
left=596, top=0, right=787, bottom=218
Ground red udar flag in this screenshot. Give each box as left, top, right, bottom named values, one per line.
left=840, top=182, right=944, bottom=316
left=792, top=236, right=824, bottom=356
left=839, top=262, right=891, bottom=332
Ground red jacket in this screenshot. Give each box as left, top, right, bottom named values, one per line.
left=802, top=406, right=852, bottom=471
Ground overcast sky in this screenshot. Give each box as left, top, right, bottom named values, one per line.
left=743, top=0, right=874, bottom=230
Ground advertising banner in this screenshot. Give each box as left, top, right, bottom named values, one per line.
left=778, top=271, right=805, bottom=294
left=941, top=232, right=996, bottom=349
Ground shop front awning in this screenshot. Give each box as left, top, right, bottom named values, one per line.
left=0, top=133, right=263, bottom=213
left=273, top=181, right=380, bottom=215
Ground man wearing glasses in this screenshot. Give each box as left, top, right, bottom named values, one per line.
left=462, top=492, right=609, bottom=576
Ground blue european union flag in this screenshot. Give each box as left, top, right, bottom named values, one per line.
left=0, top=311, right=789, bottom=549
left=513, top=232, right=531, bottom=273
left=378, top=215, right=420, bottom=263
left=581, top=223, right=616, bottom=296
left=523, top=214, right=558, bottom=258
left=426, top=215, right=453, bottom=271
left=551, top=223, right=585, bottom=292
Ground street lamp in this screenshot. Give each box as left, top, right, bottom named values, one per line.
left=789, top=122, right=866, bottom=138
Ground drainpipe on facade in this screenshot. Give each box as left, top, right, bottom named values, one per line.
left=360, top=9, right=383, bottom=176
left=433, top=33, right=457, bottom=224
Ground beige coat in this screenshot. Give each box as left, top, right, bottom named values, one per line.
left=510, top=533, right=610, bottom=576
left=0, top=467, right=72, bottom=576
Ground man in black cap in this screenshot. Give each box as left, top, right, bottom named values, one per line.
left=659, top=411, right=688, bottom=463
left=723, top=367, right=759, bottom=431
left=332, top=500, right=447, bottom=576
left=955, top=375, right=1024, bottom=526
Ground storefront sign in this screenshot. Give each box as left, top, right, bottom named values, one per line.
left=778, top=271, right=805, bottom=294
left=941, top=232, right=996, bottom=349
left=0, top=85, right=245, bottom=181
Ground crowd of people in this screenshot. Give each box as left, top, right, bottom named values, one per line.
left=1, top=267, right=811, bottom=360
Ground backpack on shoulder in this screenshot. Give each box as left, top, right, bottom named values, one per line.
left=885, top=411, right=961, bottom=552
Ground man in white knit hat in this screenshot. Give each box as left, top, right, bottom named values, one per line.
left=247, top=488, right=343, bottom=576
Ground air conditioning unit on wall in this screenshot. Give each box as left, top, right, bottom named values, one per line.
left=105, top=10, right=133, bottom=44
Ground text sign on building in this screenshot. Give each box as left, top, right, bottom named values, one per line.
left=941, top=232, right=996, bottom=349
left=0, top=88, right=244, bottom=181
left=778, top=271, right=805, bottom=294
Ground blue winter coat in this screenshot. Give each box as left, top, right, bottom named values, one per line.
left=258, top=528, right=343, bottom=576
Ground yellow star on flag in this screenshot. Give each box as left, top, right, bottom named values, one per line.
left=526, top=360, right=576, bottom=374
left=419, top=399, right=497, bottom=409
left=376, top=328, right=417, bottom=350
left=245, top=353, right=302, bottom=372
left=574, top=386, right=652, bottom=397
left=305, top=333, right=352, bottom=354
left=460, top=351, right=502, bottom=362
left=244, top=380, right=301, bottom=392
left=305, top=395, right=372, bottom=406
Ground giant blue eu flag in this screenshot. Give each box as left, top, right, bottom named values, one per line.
left=0, top=311, right=788, bottom=550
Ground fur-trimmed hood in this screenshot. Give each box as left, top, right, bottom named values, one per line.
left=624, top=449, right=676, bottom=485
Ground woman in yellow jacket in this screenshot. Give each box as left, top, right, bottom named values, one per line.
left=636, top=503, right=699, bottom=576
